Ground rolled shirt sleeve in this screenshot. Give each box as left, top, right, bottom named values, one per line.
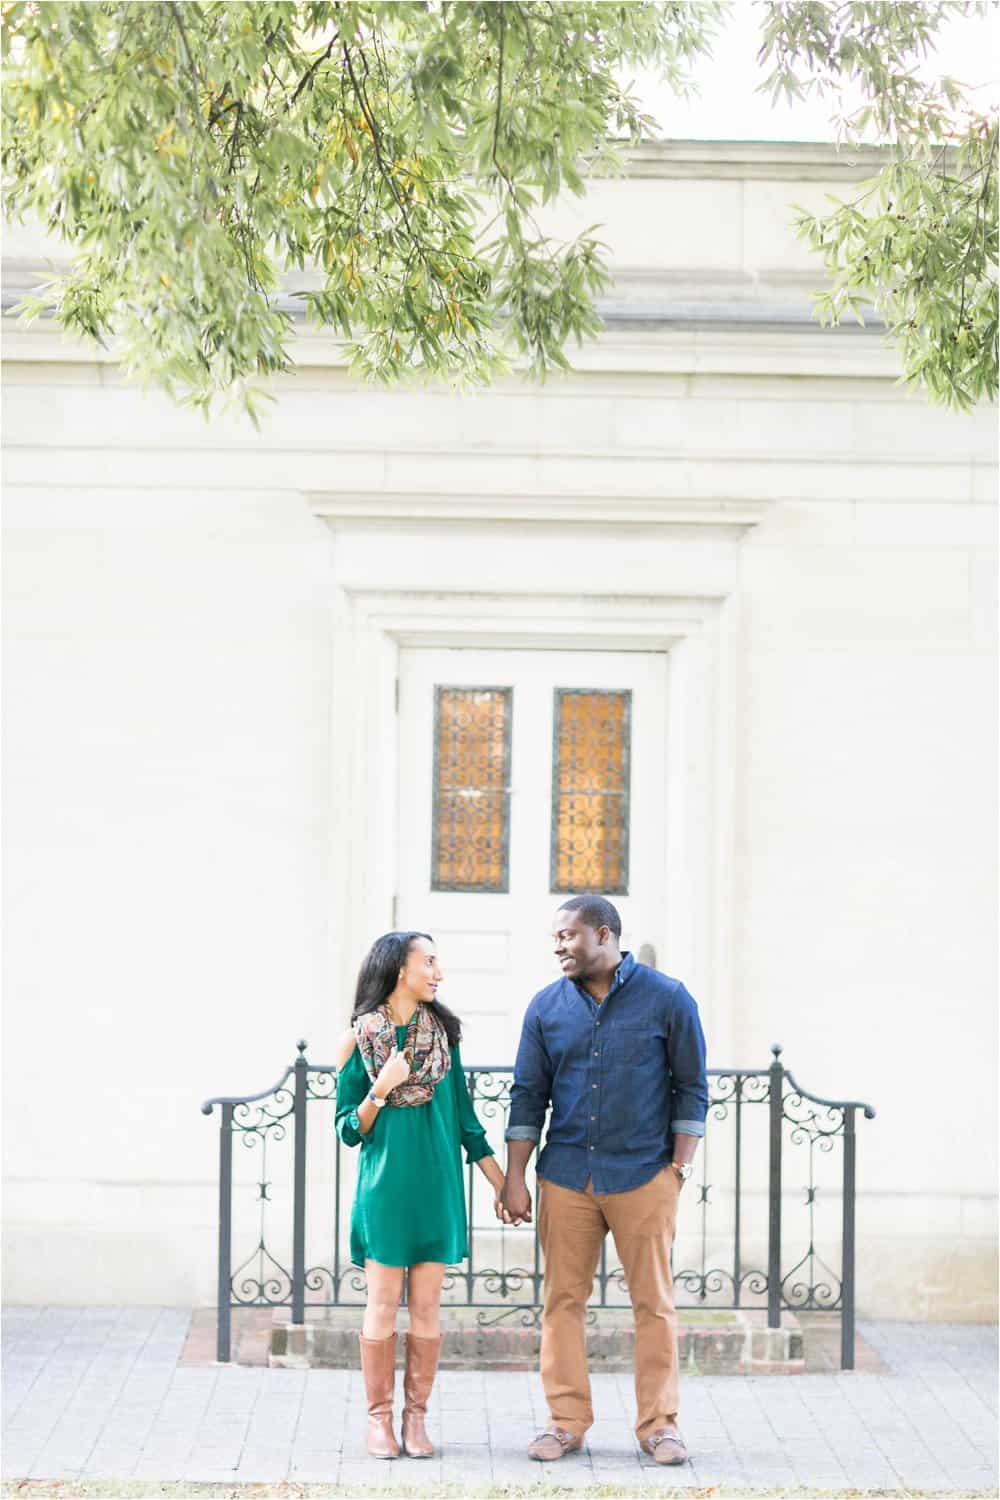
left=668, top=982, right=708, bottom=1138
left=505, top=1002, right=552, bottom=1143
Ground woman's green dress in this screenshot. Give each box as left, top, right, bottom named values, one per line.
left=335, top=1027, right=494, bottom=1268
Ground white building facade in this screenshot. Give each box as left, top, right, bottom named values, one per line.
left=3, top=142, right=996, bottom=1319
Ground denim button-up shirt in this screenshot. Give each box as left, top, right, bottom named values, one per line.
left=505, top=952, right=708, bottom=1195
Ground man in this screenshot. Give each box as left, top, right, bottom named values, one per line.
left=501, top=895, right=708, bottom=1466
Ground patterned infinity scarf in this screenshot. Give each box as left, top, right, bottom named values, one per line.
left=354, top=1002, right=451, bottom=1107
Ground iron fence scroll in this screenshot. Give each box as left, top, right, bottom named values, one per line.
left=201, top=1041, right=874, bottom=1370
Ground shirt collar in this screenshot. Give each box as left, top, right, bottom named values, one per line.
left=613, top=951, right=636, bottom=990
left=571, top=950, right=635, bottom=1002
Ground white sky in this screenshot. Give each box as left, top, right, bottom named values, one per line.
left=629, top=0, right=1000, bottom=142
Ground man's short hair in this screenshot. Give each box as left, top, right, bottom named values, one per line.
left=556, top=894, right=622, bottom=940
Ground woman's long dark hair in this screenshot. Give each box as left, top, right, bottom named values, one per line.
left=352, top=931, right=462, bottom=1047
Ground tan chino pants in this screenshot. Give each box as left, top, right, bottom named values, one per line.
left=537, top=1166, right=681, bottom=1440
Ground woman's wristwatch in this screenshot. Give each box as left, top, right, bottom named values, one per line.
left=671, top=1161, right=693, bottom=1181
left=367, top=1088, right=386, bottom=1109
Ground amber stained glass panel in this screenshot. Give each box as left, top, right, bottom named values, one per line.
left=431, top=687, right=512, bottom=892
left=551, top=689, right=631, bottom=894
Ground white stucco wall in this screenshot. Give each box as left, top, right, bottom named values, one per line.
left=3, top=143, right=996, bottom=1317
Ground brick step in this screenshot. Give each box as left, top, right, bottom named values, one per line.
left=270, top=1307, right=805, bottom=1374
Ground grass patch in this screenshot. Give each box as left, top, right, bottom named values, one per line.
left=2, top=1482, right=995, bottom=1499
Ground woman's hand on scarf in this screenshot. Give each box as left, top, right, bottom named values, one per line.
left=376, top=1049, right=411, bottom=1095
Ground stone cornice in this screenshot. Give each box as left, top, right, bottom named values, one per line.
left=616, top=138, right=899, bottom=181
left=308, top=491, right=770, bottom=527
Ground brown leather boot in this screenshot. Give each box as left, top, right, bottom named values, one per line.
left=358, top=1333, right=400, bottom=1458
left=401, top=1332, right=441, bottom=1458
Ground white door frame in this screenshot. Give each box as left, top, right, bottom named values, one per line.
left=312, top=503, right=765, bottom=1061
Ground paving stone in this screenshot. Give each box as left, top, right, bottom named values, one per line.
left=337, top=1458, right=416, bottom=1486
left=687, top=1466, right=747, bottom=1486
left=0, top=1442, right=44, bottom=1477
left=294, top=1417, right=347, bottom=1444
left=131, top=1457, right=190, bottom=1478
left=443, top=1416, right=490, bottom=1443
left=28, top=1448, right=96, bottom=1472
left=248, top=1402, right=305, bottom=1421
left=135, top=1435, right=195, bottom=1457
left=579, top=1465, right=643, bottom=1487
left=845, top=1466, right=899, bottom=1485
left=944, top=1464, right=1000, bottom=1486
left=81, top=1459, right=140, bottom=1479
left=289, top=1456, right=343, bottom=1481
left=234, top=1454, right=291, bottom=1478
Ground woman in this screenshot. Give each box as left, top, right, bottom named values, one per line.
left=335, top=930, right=506, bottom=1459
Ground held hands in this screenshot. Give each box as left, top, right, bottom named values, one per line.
left=483, top=1168, right=531, bottom=1227
left=376, top=1048, right=410, bottom=1097
left=479, top=1160, right=511, bottom=1224
left=500, top=1177, right=533, bottom=1226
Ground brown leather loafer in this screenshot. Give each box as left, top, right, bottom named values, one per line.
left=640, top=1428, right=689, bottom=1465
left=527, top=1427, right=584, bottom=1461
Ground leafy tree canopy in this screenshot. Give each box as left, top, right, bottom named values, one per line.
left=2, top=0, right=996, bottom=417
left=760, top=2, right=997, bottom=412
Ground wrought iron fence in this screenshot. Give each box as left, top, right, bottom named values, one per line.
left=201, top=1042, right=874, bottom=1370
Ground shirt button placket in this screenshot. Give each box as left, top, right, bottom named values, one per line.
left=590, top=1017, right=601, bottom=1165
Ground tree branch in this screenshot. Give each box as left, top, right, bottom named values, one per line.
left=341, top=42, right=417, bottom=242
left=288, top=30, right=338, bottom=110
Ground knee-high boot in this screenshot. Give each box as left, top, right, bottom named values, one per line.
left=401, top=1333, right=441, bottom=1458
left=358, top=1333, right=400, bottom=1458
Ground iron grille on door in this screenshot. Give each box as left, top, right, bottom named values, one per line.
left=431, top=687, right=512, bottom=892
left=551, top=688, right=631, bottom=894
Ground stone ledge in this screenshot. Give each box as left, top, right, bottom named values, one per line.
left=269, top=1307, right=804, bottom=1375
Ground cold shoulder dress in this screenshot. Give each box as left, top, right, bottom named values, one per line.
left=335, top=1027, right=495, bottom=1268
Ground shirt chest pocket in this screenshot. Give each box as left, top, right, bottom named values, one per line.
left=607, top=1017, right=653, bottom=1060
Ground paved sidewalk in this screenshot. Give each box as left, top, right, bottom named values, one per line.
left=2, top=1309, right=997, bottom=1494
